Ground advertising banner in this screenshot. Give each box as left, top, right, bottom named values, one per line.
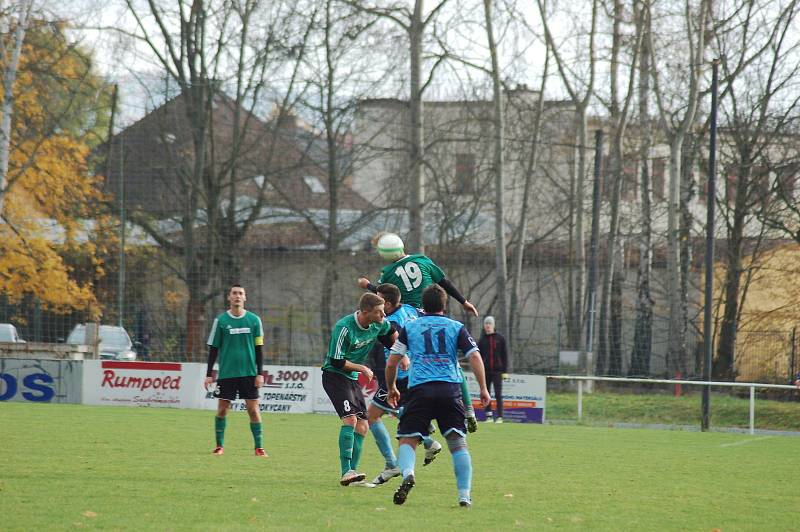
left=198, top=365, right=315, bottom=413
left=464, top=372, right=546, bottom=423
left=83, top=360, right=187, bottom=407
left=0, top=358, right=82, bottom=404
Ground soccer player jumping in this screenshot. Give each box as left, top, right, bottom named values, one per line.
left=357, top=232, right=481, bottom=432
left=204, top=284, right=267, bottom=457
left=322, top=292, right=397, bottom=486
left=387, top=285, right=491, bottom=508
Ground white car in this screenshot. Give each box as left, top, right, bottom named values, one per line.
left=66, top=324, right=138, bottom=361
left=0, top=323, right=25, bottom=343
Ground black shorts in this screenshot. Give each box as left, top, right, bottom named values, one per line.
left=322, top=370, right=367, bottom=419
left=213, top=376, right=259, bottom=401
left=371, top=377, right=410, bottom=414
left=397, top=381, right=466, bottom=439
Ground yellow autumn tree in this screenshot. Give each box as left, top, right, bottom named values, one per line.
left=711, top=242, right=800, bottom=381
left=0, top=20, right=114, bottom=317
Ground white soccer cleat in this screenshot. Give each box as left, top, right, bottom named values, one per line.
left=423, top=439, right=442, bottom=466
left=371, top=466, right=402, bottom=485
left=495, top=417, right=503, bottom=424
left=340, top=470, right=366, bottom=486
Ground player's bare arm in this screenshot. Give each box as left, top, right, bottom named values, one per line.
left=462, top=301, right=479, bottom=317
left=357, top=277, right=378, bottom=292
left=437, top=278, right=478, bottom=317
left=339, top=359, right=373, bottom=382
left=468, top=351, right=492, bottom=407
left=385, top=353, right=403, bottom=407
left=399, top=355, right=410, bottom=371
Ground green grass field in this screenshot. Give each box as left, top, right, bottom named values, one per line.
left=2, top=402, right=799, bottom=531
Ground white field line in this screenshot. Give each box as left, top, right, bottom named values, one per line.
left=720, top=436, right=774, bottom=447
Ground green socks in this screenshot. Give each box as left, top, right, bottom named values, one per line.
left=351, top=432, right=365, bottom=470
left=460, top=379, right=475, bottom=416
left=338, top=425, right=355, bottom=475
left=214, top=416, right=226, bottom=447
left=250, top=422, right=263, bottom=448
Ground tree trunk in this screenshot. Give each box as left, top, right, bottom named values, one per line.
left=714, top=164, right=749, bottom=380
left=321, top=0, right=341, bottom=344
left=630, top=0, right=653, bottom=377
left=678, top=135, right=695, bottom=376
left=483, top=0, right=509, bottom=358
left=666, top=136, right=684, bottom=377
left=0, top=0, right=32, bottom=216
left=573, top=111, right=588, bottom=348
left=408, top=0, right=425, bottom=252
left=184, top=293, right=206, bottom=363
left=609, top=240, right=624, bottom=376
left=510, top=51, right=549, bottom=352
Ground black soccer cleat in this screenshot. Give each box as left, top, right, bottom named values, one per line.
left=393, top=474, right=415, bottom=505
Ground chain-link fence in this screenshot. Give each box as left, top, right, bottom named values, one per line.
left=3, top=273, right=796, bottom=385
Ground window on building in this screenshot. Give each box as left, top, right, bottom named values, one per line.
left=620, top=163, right=637, bottom=200
left=776, top=163, right=798, bottom=198
left=652, top=158, right=666, bottom=200
left=455, top=153, right=476, bottom=193
left=303, top=175, right=326, bottom=194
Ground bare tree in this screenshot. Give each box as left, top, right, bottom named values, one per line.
left=650, top=0, right=710, bottom=376
left=116, top=0, right=312, bottom=358
left=0, top=0, right=33, bottom=217
left=509, top=48, right=550, bottom=351
left=629, top=0, right=654, bottom=376
left=596, top=0, right=644, bottom=376
left=481, top=0, right=510, bottom=348
left=297, top=0, right=397, bottom=338
left=712, top=0, right=800, bottom=379
left=537, top=0, right=599, bottom=372
left=345, top=0, right=451, bottom=252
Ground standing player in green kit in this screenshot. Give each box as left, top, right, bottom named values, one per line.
left=357, top=232, right=480, bottom=432
left=204, top=284, right=267, bottom=457
left=322, top=292, right=398, bottom=486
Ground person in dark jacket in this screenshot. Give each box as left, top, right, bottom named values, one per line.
left=477, top=316, right=508, bottom=423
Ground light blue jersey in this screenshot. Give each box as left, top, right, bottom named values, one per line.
left=392, top=314, right=478, bottom=388
left=385, top=304, right=418, bottom=380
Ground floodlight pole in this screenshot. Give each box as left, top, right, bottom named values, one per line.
left=702, top=59, right=719, bottom=432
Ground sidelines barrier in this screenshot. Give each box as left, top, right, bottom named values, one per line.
left=464, top=372, right=546, bottom=423
left=2, top=359, right=546, bottom=423
left=0, top=358, right=83, bottom=403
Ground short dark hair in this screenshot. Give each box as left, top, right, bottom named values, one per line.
left=422, top=284, right=446, bottom=313
left=376, top=283, right=401, bottom=306
left=229, top=284, right=245, bottom=294
left=359, top=292, right=385, bottom=312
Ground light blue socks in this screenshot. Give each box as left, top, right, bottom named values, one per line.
left=370, top=420, right=397, bottom=468
left=398, top=443, right=416, bottom=478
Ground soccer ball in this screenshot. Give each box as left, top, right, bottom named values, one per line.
left=376, top=233, right=405, bottom=261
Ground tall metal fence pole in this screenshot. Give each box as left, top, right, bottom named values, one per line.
left=702, top=59, right=720, bottom=432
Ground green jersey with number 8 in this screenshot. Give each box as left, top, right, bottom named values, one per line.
left=378, top=254, right=445, bottom=309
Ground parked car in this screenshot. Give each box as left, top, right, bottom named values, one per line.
left=0, top=323, right=25, bottom=343
left=66, top=324, right=138, bottom=361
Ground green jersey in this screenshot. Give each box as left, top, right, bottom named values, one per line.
left=322, top=312, right=391, bottom=380
left=207, top=310, right=264, bottom=379
left=378, top=254, right=445, bottom=309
